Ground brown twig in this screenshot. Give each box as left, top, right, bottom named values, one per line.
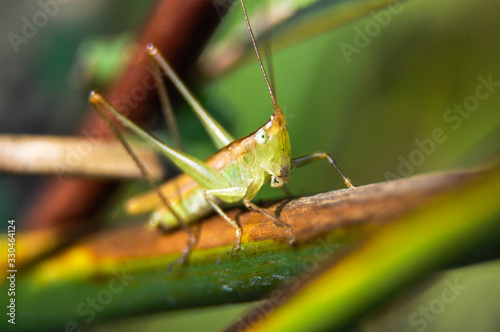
left=78, top=169, right=484, bottom=260
left=0, top=135, right=163, bottom=179
left=4, top=168, right=495, bottom=331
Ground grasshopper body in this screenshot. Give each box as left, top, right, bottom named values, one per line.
left=90, top=0, right=353, bottom=261
left=126, top=107, right=291, bottom=230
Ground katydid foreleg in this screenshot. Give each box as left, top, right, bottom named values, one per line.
left=240, top=175, right=296, bottom=245
left=291, top=153, right=355, bottom=189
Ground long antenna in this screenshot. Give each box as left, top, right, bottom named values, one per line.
left=240, top=0, right=279, bottom=112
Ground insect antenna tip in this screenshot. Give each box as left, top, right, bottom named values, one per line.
left=88, top=90, right=100, bottom=104
left=146, top=43, right=157, bottom=55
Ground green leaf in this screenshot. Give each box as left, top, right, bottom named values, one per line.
left=1, top=169, right=495, bottom=331
left=233, top=167, right=500, bottom=331
left=200, top=0, right=408, bottom=77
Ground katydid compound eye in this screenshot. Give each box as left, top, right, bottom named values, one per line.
left=256, top=128, right=268, bottom=144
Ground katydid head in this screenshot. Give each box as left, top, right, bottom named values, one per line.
left=252, top=107, right=291, bottom=187
left=239, top=0, right=292, bottom=186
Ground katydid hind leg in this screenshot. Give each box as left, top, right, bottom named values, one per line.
left=91, top=91, right=234, bottom=264
left=151, top=63, right=189, bottom=213
left=292, top=152, right=355, bottom=188
left=89, top=92, right=230, bottom=192
left=152, top=63, right=183, bottom=151
left=89, top=91, right=197, bottom=266
left=147, top=44, right=235, bottom=150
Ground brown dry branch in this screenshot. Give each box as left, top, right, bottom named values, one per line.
left=4, top=168, right=491, bottom=331
left=71, top=169, right=484, bottom=261
left=11, top=169, right=481, bottom=271
left=0, top=135, right=164, bottom=179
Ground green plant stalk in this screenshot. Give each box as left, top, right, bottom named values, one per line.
left=249, top=168, right=500, bottom=332
left=1, top=233, right=360, bottom=331
left=0, top=169, right=488, bottom=331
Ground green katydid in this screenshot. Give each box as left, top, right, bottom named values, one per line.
left=89, top=0, right=354, bottom=264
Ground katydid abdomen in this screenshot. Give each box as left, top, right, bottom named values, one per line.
left=126, top=140, right=256, bottom=230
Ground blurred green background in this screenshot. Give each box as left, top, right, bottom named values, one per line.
left=206, top=0, right=500, bottom=196
left=0, top=0, right=499, bottom=330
